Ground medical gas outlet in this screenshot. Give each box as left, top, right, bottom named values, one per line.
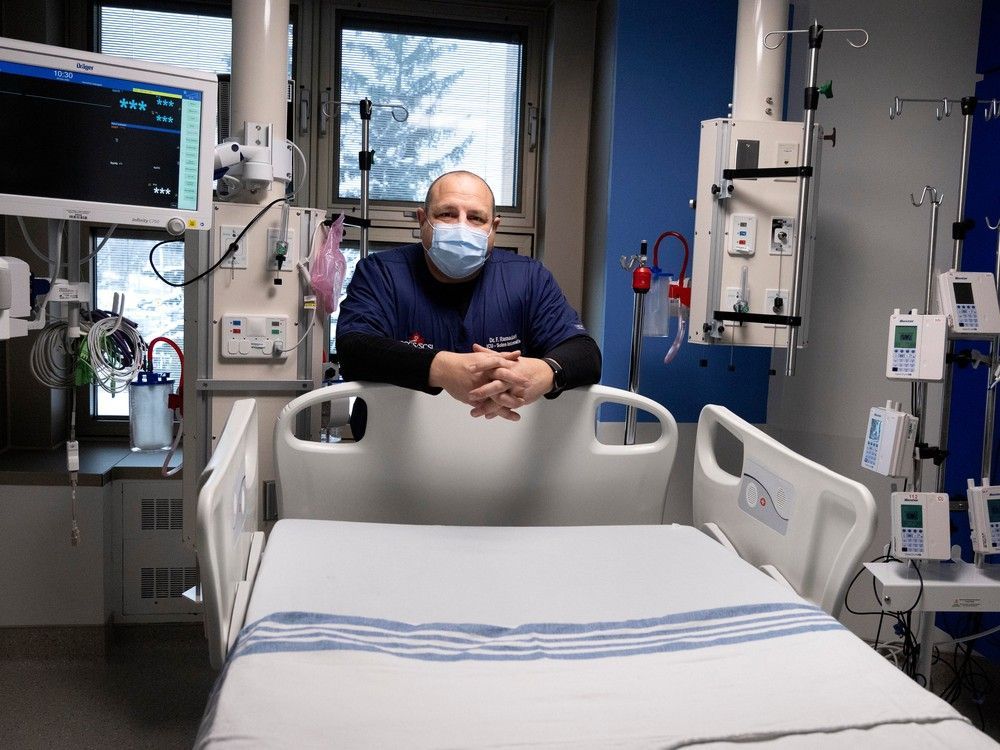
left=221, top=314, right=288, bottom=358
left=728, top=214, right=756, bottom=256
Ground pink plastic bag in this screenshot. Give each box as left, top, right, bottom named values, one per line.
left=311, top=214, right=347, bottom=315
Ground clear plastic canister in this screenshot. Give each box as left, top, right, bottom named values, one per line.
left=643, top=272, right=673, bottom=337
left=129, top=371, right=174, bottom=451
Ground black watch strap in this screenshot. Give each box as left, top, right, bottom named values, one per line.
left=542, top=357, right=566, bottom=395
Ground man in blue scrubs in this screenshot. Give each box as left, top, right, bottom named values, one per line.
left=336, top=170, right=601, bottom=421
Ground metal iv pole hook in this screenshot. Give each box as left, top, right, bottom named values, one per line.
left=763, top=26, right=869, bottom=51
left=910, top=186, right=943, bottom=207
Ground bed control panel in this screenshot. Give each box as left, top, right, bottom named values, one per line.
left=737, top=459, right=793, bottom=535
left=967, top=479, right=1000, bottom=555
left=890, top=492, right=950, bottom=560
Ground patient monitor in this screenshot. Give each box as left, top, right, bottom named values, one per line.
left=890, top=492, right=951, bottom=560
left=0, top=36, right=217, bottom=234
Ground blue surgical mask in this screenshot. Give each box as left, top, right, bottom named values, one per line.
left=426, top=222, right=491, bottom=279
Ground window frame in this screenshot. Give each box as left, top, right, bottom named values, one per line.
left=315, top=0, right=545, bottom=235
left=75, top=225, right=178, bottom=436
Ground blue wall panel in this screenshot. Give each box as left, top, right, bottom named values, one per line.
left=943, top=63, right=1000, bottom=493
left=939, top=1, right=1000, bottom=664
left=600, top=0, right=770, bottom=424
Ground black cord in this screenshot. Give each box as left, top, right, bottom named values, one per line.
left=844, top=552, right=922, bottom=617
left=149, top=196, right=290, bottom=287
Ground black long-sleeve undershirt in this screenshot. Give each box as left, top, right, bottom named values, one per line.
left=337, top=332, right=602, bottom=396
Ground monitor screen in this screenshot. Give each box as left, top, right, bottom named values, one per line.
left=893, top=325, right=917, bottom=349
left=0, top=36, right=216, bottom=233
left=953, top=281, right=975, bottom=306
left=901, top=504, right=923, bottom=529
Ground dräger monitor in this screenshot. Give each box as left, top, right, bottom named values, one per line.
left=0, top=36, right=217, bottom=234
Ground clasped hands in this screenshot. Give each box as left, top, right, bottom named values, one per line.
left=428, top=344, right=554, bottom=421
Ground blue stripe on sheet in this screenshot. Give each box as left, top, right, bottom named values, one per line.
left=228, top=603, right=844, bottom=663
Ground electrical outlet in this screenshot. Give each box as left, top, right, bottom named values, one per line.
left=266, top=227, right=296, bottom=271
left=219, top=225, right=248, bottom=269
left=765, top=288, right=790, bottom=327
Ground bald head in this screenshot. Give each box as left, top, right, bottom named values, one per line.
left=423, top=171, right=496, bottom=219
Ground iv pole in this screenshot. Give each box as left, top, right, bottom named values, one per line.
left=889, top=95, right=1000, bottom=492
left=325, top=98, right=409, bottom=259
left=910, top=186, right=944, bottom=492
left=620, top=240, right=651, bottom=445
left=762, top=22, right=869, bottom=375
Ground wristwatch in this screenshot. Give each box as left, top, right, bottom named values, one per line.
left=542, top=357, right=567, bottom=396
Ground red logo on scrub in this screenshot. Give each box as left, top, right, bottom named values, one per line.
left=409, top=332, right=425, bottom=345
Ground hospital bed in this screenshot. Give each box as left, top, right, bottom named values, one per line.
left=195, top=383, right=998, bottom=748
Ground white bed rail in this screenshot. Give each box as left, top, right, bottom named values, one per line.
left=196, top=399, right=262, bottom=669
left=693, top=404, right=876, bottom=616
left=275, top=383, right=679, bottom=526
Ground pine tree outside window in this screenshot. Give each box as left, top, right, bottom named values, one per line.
left=335, top=20, right=524, bottom=209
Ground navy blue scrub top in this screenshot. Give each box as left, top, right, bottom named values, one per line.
left=336, top=243, right=589, bottom=355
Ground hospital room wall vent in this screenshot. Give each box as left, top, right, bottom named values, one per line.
left=120, top=480, right=199, bottom=618
left=140, top=566, right=198, bottom=600
left=139, top=498, right=183, bottom=532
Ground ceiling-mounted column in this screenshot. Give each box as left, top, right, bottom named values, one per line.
left=231, top=0, right=290, bottom=201
left=731, top=0, right=788, bottom=121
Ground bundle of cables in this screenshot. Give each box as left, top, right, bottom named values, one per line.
left=30, top=306, right=145, bottom=393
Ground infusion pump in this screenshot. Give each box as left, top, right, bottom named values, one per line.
left=936, top=270, right=1000, bottom=337
left=886, top=310, right=946, bottom=381
left=967, top=479, right=1000, bottom=555
left=891, top=491, right=951, bottom=560
left=861, top=402, right=918, bottom=477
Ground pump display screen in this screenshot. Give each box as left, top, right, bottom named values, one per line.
left=901, top=504, right=923, bottom=528
left=868, top=417, right=881, bottom=442
left=989, top=498, right=1000, bottom=523
left=954, top=282, right=975, bottom=305
left=894, top=325, right=917, bottom=349
left=0, top=59, right=203, bottom=211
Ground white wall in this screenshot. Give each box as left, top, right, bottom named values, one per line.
left=0, top=485, right=111, bottom=626
left=767, top=0, right=983, bottom=635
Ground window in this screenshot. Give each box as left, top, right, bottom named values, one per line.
left=97, top=5, right=293, bottom=79
left=93, top=234, right=183, bottom=417
left=336, top=20, right=524, bottom=208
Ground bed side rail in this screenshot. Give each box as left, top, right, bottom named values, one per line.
left=274, top=383, right=679, bottom=526
left=693, top=404, right=876, bottom=617
left=196, top=398, right=261, bottom=669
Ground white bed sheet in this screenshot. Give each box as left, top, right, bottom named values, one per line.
left=198, top=520, right=997, bottom=749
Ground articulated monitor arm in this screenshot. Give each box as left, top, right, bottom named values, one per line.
left=213, top=120, right=294, bottom=195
